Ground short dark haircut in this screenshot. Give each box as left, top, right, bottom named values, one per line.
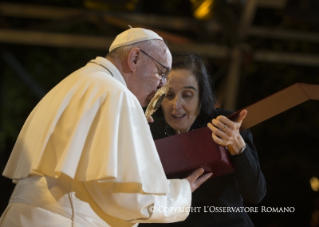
left=171, top=52, right=216, bottom=118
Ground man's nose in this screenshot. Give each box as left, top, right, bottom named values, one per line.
left=158, top=78, right=167, bottom=87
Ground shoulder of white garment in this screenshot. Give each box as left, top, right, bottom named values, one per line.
left=3, top=57, right=171, bottom=194
left=87, top=57, right=127, bottom=88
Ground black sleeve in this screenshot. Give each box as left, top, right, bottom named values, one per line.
left=229, top=128, right=267, bottom=204
left=211, top=108, right=266, bottom=204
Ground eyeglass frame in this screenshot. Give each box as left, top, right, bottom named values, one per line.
left=140, top=49, right=171, bottom=80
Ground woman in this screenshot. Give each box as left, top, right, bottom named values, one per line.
left=142, top=53, right=266, bottom=227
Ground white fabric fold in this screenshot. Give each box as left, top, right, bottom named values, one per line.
left=131, top=179, right=191, bottom=223
left=2, top=57, right=192, bottom=225
left=3, top=57, right=169, bottom=194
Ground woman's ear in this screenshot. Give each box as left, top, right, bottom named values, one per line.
left=127, top=48, right=140, bottom=72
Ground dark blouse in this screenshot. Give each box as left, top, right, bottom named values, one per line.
left=141, top=108, right=266, bottom=227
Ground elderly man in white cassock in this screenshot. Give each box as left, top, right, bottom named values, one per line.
left=0, top=28, right=212, bottom=227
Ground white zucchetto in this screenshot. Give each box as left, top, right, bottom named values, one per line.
left=109, top=27, right=163, bottom=52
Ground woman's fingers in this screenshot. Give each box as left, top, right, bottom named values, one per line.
left=212, top=133, right=228, bottom=146
left=208, top=121, right=231, bottom=139
left=208, top=110, right=248, bottom=154
left=207, top=123, right=230, bottom=146
left=210, top=110, right=248, bottom=132
left=215, top=109, right=247, bottom=131
left=216, top=116, right=235, bottom=128
left=236, top=109, right=247, bottom=123
left=211, top=118, right=226, bottom=131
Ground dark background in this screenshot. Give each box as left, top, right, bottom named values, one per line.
left=1, top=0, right=319, bottom=226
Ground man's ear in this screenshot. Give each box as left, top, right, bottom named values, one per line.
left=127, top=48, right=140, bottom=72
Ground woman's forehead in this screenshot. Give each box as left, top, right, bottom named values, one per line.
left=168, top=69, right=198, bottom=89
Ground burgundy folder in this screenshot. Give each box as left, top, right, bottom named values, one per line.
left=155, top=127, right=234, bottom=179
left=155, top=83, right=319, bottom=179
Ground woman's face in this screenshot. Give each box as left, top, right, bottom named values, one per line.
left=161, top=69, right=200, bottom=134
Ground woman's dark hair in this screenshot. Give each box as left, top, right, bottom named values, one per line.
left=171, top=52, right=216, bottom=118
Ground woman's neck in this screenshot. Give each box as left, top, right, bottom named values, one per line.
left=174, top=128, right=190, bottom=134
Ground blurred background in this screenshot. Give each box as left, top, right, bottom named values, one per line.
left=0, top=0, right=319, bottom=226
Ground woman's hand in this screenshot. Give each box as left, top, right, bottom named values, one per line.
left=207, top=110, right=247, bottom=155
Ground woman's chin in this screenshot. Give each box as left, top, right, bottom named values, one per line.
left=167, top=118, right=195, bottom=133
left=169, top=124, right=188, bottom=134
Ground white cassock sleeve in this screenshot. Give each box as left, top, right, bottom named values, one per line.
left=84, top=179, right=191, bottom=223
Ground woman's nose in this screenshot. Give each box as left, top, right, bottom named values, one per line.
left=173, top=97, right=182, bottom=109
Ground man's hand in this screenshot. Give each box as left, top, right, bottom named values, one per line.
left=147, top=116, right=154, bottom=123
left=186, top=168, right=213, bottom=192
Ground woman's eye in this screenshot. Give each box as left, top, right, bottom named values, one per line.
left=183, top=93, right=193, bottom=98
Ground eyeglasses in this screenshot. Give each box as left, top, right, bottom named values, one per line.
left=140, top=49, right=171, bottom=80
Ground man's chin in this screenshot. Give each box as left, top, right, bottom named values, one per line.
left=142, top=99, right=151, bottom=108
left=141, top=99, right=151, bottom=108
left=145, top=91, right=156, bottom=105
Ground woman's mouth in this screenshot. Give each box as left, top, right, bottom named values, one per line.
left=172, top=114, right=186, bottom=119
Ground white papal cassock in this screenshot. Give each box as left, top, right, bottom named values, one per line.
left=0, top=57, right=191, bottom=227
